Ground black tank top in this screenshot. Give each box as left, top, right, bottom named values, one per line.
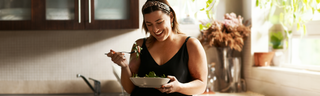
left=130, top=37, right=192, bottom=96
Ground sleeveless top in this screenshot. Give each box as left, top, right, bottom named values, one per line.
left=130, top=37, right=192, bottom=96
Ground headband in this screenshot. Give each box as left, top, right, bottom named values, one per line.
left=142, top=1, right=171, bottom=13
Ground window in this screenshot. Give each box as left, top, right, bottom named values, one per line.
left=291, top=38, right=320, bottom=65
left=167, top=0, right=210, bottom=25
left=286, top=12, right=320, bottom=71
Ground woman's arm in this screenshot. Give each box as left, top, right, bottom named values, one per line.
left=161, top=37, right=208, bottom=95
left=180, top=37, right=208, bottom=95
left=107, top=39, right=144, bottom=94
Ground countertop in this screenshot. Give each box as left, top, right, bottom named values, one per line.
left=196, top=91, right=264, bottom=96
left=0, top=91, right=264, bottom=96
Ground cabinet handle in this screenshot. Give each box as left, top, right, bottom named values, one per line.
left=78, top=0, right=81, bottom=23
left=88, top=0, right=91, bottom=23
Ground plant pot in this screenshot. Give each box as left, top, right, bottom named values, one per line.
left=272, top=49, right=284, bottom=66
left=254, top=52, right=275, bottom=66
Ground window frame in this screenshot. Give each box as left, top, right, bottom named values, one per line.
left=281, top=20, right=320, bottom=72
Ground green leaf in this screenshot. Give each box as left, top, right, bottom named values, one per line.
left=200, top=8, right=205, bottom=11
left=297, top=23, right=301, bottom=30
left=146, top=71, right=157, bottom=77
left=317, top=0, right=320, bottom=3
left=282, top=0, right=286, bottom=6
left=206, top=22, right=211, bottom=28
left=285, top=39, right=289, bottom=49
left=293, top=3, right=297, bottom=12
left=132, top=73, right=139, bottom=77
left=136, top=53, right=139, bottom=59
left=256, top=0, right=260, bottom=7
left=312, top=8, right=315, bottom=14
left=199, top=24, right=204, bottom=31
left=279, top=12, right=284, bottom=22
left=270, top=31, right=284, bottom=49
left=318, top=8, right=320, bottom=13
left=192, top=0, right=195, bottom=2
left=270, top=0, right=274, bottom=7
left=303, top=0, right=308, bottom=4
left=206, top=10, right=211, bottom=19
left=161, top=74, right=166, bottom=78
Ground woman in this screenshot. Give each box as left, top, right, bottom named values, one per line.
left=107, top=0, right=207, bottom=95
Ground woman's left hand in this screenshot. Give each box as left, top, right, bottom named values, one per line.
left=158, top=75, right=182, bottom=94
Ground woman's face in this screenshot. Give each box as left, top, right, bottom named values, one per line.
left=144, top=10, right=173, bottom=42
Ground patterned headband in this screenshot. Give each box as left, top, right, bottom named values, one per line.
left=142, top=1, right=171, bottom=13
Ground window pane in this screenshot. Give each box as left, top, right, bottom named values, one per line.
left=0, top=0, right=31, bottom=20
left=168, top=0, right=200, bottom=24
left=94, top=0, right=128, bottom=20
left=292, top=38, right=320, bottom=65
left=46, top=0, right=75, bottom=20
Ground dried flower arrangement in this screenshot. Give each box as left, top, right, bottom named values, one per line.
left=199, top=13, right=251, bottom=52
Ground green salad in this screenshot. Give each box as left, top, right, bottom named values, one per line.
left=133, top=42, right=143, bottom=59
left=132, top=71, right=166, bottom=78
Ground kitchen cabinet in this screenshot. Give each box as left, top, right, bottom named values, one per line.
left=0, top=0, right=139, bottom=30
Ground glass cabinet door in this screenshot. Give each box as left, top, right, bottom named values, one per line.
left=44, top=0, right=83, bottom=30
left=0, top=0, right=138, bottom=30
left=46, top=0, right=75, bottom=20
left=0, top=0, right=31, bottom=20
left=86, top=0, right=138, bottom=29
left=94, top=0, right=128, bottom=20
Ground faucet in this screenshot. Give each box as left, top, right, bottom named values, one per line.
left=77, top=74, right=101, bottom=96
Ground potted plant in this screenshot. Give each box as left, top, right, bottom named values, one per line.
left=269, top=31, right=285, bottom=66
left=256, top=0, right=320, bottom=48
left=256, top=0, right=320, bottom=66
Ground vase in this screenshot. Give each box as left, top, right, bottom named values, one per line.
left=222, top=57, right=246, bottom=92
left=214, top=47, right=233, bottom=92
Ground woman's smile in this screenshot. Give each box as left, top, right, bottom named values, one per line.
left=155, top=30, right=164, bottom=36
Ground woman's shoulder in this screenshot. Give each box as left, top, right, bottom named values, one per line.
left=180, top=35, right=200, bottom=45
left=184, top=36, right=202, bottom=49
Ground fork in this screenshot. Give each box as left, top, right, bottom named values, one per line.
left=120, top=51, right=135, bottom=54
left=104, top=51, right=134, bottom=55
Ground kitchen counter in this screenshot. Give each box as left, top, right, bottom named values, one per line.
left=196, top=91, right=264, bottom=96
left=1, top=91, right=264, bottom=96
left=0, top=93, right=127, bottom=96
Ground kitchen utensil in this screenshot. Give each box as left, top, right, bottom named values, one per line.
left=104, top=51, right=134, bottom=55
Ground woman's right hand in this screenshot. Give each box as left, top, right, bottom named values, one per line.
left=106, top=49, right=128, bottom=68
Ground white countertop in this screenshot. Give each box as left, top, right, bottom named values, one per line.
left=195, top=91, right=264, bottom=96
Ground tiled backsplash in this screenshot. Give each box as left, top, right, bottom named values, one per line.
left=0, top=30, right=145, bottom=93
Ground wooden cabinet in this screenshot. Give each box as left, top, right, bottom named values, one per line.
left=0, top=0, right=139, bottom=30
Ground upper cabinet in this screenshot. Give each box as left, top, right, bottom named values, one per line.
left=0, top=0, right=139, bottom=30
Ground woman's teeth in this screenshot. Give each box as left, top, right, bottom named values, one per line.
left=155, top=31, right=163, bottom=35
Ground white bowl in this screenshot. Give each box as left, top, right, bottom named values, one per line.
left=130, top=77, right=170, bottom=88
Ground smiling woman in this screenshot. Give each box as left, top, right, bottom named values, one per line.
left=106, top=0, right=208, bottom=96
